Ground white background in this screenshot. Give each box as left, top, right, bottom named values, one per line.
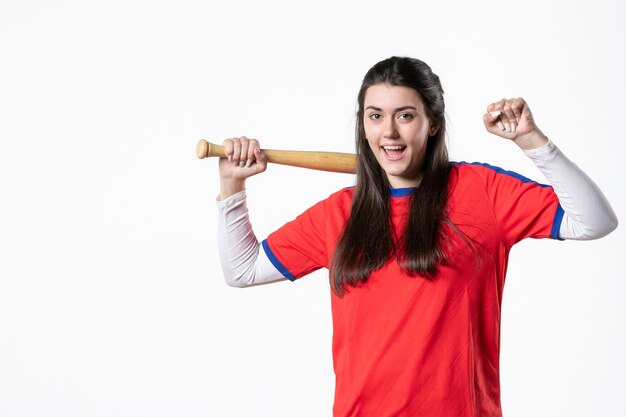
left=1, top=1, right=625, bottom=416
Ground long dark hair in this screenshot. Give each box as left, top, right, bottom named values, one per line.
left=330, top=56, right=453, bottom=296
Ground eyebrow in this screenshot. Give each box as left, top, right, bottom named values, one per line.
left=365, top=105, right=419, bottom=112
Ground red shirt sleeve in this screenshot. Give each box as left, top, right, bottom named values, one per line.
left=462, top=162, right=565, bottom=247
left=262, top=195, right=332, bottom=281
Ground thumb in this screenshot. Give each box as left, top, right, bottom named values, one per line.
left=483, top=110, right=501, bottom=124
left=251, top=146, right=268, bottom=173
left=483, top=110, right=504, bottom=132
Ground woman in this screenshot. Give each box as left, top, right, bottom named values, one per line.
left=216, top=57, right=617, bottom=417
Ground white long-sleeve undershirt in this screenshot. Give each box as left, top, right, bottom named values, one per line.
left=523, top=141, right=617, bottom=239
left=216, top=141, right=618, bottom=287
left=216, top=191, right=286, bottom=287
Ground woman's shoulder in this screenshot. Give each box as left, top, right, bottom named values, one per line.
left=448, top=161, right=487, bottom=187
left=452, top=160, right=547, bottom=187
left=303, top=186, right=354, bottom=210
left=325, top=186, right=356, bottom=206
left=299, top=186, right=354, bottom=221
left=452, top=160, right=510, bottom=177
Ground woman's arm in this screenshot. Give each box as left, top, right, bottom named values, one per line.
left=483, top=98, right=618, bottom=240
left=217, top=190, right=286, bottom=287
left=523, top=141, right=618, bottom=240
left=216, top=137, right=286, bottom=287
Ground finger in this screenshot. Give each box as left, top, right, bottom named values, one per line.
left=246, top=139, right=259, bottom=167
left=502, top=100, right=517, bottom=134
left=238, top=136, right=250, bottom=167
left=222, top=139, right=235, bottom=162
left=231, top=138, right=242, bottom=165
left=494, top=99, right=512, bottom=133
left=511, top=97, right=524, bottom=125
left=495, top=99, right=508, bottom=131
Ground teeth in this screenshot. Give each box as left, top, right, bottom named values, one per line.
left=383, top=146, right=405, bottom=150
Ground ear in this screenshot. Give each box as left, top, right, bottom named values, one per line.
left=428, top=124, right=439, bottom=137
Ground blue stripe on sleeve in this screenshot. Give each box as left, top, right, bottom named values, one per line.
left=456, top=161, right=551, bottom=188
left=261, top=239, right=297, bottom=281
left=551, top=203, right=565, bottom=240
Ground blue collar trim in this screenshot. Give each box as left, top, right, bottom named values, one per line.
left=389, top=186, right=416, bottom=197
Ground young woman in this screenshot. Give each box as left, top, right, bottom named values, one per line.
left=215, top=57, right=617, bottom=417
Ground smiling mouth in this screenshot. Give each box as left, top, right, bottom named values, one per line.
left=382, top=145, right=406, bottom=160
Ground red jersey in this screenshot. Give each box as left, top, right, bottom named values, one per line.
left=262, top=162, right=564, bottom=417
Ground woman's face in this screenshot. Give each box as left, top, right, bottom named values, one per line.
left=363, top=84, right=435, bottom=188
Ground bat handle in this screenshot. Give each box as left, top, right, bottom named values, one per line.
left=196, top=139, right=226, bottom=159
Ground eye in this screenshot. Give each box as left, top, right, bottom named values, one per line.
left=398, top=113, right=414, bottom=120
left=368, top=113, right=382, bottom=120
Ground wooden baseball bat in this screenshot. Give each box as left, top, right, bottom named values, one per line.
left=196, top=139, right=356, bottom=174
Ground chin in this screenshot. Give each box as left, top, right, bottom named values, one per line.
left=380, top=164, right=409, bottom=176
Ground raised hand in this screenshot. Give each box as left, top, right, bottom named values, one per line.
left=482, top=97, right=549, bottom=150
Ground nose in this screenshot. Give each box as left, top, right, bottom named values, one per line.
left=383, top=118, right=399, bottom=139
